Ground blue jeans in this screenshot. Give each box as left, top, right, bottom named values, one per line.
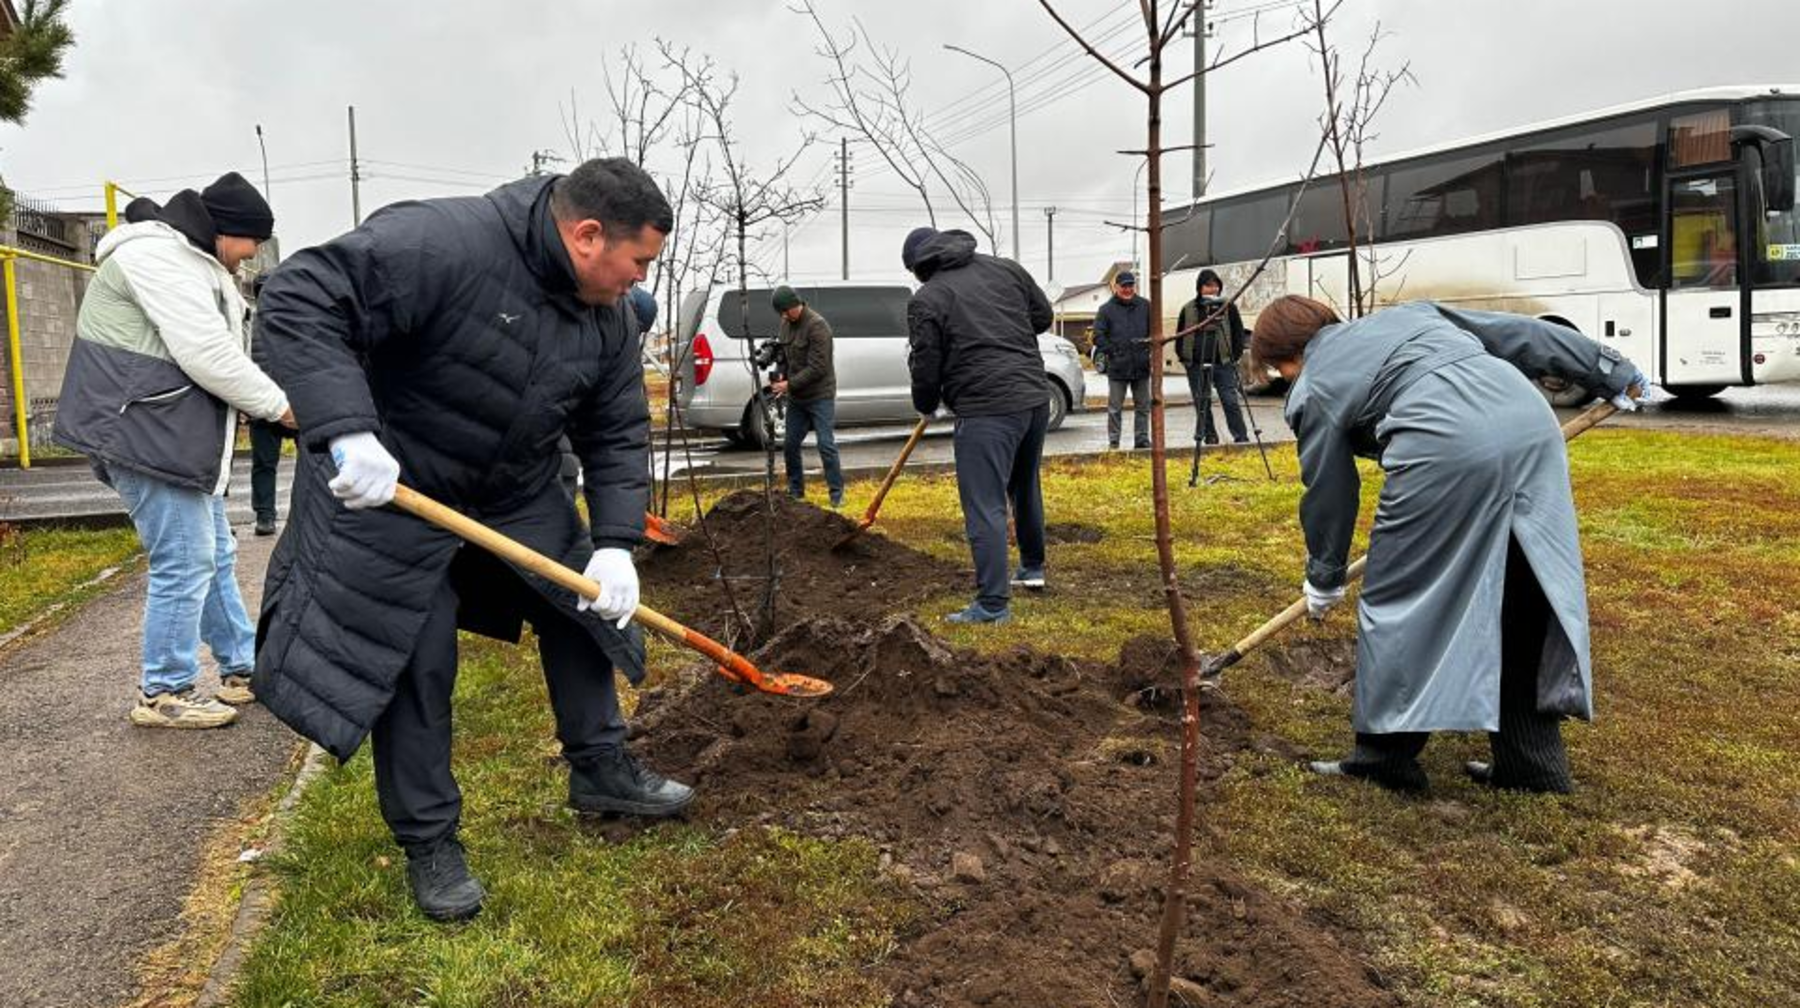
left=104, top=465, right=257, bottom=696
left=783, top=397, right=844, bottom=499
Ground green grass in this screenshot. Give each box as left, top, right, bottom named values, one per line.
left=0, top=524, right=141, bottom=637
left=234, top=430, right=1800, bottom=1007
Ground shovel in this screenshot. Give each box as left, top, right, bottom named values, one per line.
left=1200, top=393, right=1629, bottom=680
left=833, top=415, right=931, bottom=550
left=643, top=511, right=685, bottom=546
left=391, top=485, right=833, bottom=698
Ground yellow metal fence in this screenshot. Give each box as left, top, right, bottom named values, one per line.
left=1, top=244, right=97, bottom=468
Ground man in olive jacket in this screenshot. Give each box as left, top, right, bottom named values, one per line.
left=769, top=285, right=843, bottom=506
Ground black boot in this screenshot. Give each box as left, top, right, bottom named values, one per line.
left=405, top=833, right=485, bottom=922
left=569, top=747, right=695, bottom=818
left=1307, top=733, right=1431, bottom=793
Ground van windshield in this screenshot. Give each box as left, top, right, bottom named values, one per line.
left=717, top=286, right=912, bottom=340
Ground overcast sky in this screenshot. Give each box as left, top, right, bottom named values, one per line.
left=5, top=0, right=1796, bottom=296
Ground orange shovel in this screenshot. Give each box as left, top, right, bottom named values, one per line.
left=392, top=485, right=832, bottom=698
left=833, top=415, right=931, bottom=550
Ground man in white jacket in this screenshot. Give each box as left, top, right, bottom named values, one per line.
left=54, top=172, right=294, bottom=728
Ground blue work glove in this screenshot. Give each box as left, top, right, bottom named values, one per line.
left=327, top=432, right=400, bottom=509
left=1610, top=369, right=1651, bottom=412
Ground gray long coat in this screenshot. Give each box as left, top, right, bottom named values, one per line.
left=1285, top=302, right=1637, bottom=734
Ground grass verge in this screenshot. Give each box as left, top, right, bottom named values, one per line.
left=0, top=524, right=141, bottom=638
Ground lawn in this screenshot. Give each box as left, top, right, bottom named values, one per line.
left=0, top=524, right=141, bottom=638
left=229, top=428, right=1800, bottom=1007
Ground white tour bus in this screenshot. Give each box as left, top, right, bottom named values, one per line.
left=1162, top=85, right=1800, bottom=403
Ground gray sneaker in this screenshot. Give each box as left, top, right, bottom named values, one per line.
left=217, top=673, right=256, bottom=706
left=129, top=688, right=239, bottom=729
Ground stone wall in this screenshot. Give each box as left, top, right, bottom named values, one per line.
left=0, top=207, right=101, bottom=457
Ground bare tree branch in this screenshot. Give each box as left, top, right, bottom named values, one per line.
left=1036, top=0, right=1150, bottom=94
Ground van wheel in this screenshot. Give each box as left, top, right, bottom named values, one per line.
left=739, top=398, right=785, bottom=451
left=1046, top=382, right=1070, bottom=432
left=1535, top=376, right=1594, bottom=408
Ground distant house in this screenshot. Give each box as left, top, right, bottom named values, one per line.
left=1050, top=261, right=1135, bottom=351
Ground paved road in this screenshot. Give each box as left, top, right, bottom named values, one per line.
left=5, top=380, right=1797, bottom=523
left=0, top=533, right=298, bottom=1008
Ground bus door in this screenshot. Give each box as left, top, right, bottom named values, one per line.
left=1292, top=252, right=1353, bottom=316
left=1663, top=170, right=1747, bottom=386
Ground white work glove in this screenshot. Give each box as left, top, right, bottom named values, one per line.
left=327, top=432, right=400, bottom=509
left=1609, top=369, right=1652, bottom=412
left=577, top=547, right=639, bottom=629
left=1303, top=579, right=1346, bottom=620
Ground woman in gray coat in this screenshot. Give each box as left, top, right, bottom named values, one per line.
left=1252, top=296, right=1646, bottom=793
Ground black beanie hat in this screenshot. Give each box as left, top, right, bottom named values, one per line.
left=901, top=226, right=938, bottom=271
left=200, top=172, right=274, bottom=240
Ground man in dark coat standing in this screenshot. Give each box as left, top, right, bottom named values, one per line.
left=1091, top=271, right=1153, bottom=450
left=903, top=227, right=1053, bottom=624
left=252, top=158, right=693, bottom=923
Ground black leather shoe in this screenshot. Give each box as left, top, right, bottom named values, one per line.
left=254, top=515, right=277, bottom=536
left=570, top=747, right=695, bottom=818
left=1308, top=758, right=1429, bottom=793
left=405, top=834, right=485, bottom=922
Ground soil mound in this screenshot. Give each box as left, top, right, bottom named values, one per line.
left=640, top=491, right=962, bottom=639
left=633, top=615, right=1395, bottom=1007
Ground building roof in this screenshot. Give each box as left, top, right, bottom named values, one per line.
left=0, top=1, right=20, bottom=37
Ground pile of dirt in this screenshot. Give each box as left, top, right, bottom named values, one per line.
left=1259, top=637, right=1358, bottom=696
left=632, top=533, right=1397, bottom=1008
left=640, top=490, right=963, bottom=639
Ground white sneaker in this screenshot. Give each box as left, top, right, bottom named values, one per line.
left=217, top=674, right=256, bottom=706
left=129, top=688, right=239, bottom=729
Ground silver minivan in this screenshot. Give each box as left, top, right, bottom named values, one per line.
left=673, top=281, right=1086, bottom=447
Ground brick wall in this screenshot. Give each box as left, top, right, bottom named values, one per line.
left=0, top=210, right=99, bottom=457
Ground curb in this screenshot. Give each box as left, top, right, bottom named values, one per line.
left=194, top=742, right=332, bottom=1008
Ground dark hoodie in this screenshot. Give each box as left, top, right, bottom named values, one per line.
left=904, top=229, right=1053, bottom=416
left=1175, top=267, right=1248, bottom=367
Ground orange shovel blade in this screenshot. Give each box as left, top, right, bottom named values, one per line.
left=644, top=512, right=684, bottom=546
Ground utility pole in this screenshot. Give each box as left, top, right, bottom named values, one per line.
left=835, top=137, right=853, bottom=280
left=528, top=149, right=564, bottom=176
left=347, top=105, right=363, bottom=226
left=1191, top=4, right=1210, bottom=201
left=782, top=227, right=790, bottom=278
left=1044, top=205, right=1058, bottom=282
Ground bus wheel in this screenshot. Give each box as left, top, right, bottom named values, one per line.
left=1664, top=384, right=1725, bottom=402
left=1535, top=376, right=1594, bottom=408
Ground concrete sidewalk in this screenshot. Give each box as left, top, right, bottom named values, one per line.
left=0, top=531, right=300, bottom=1008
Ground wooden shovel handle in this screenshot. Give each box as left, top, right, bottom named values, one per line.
left=1222, top=395, right=1623, bottom=662
left=389, top=485, right=766, bottom=687
left=857, top=415, right=931, bottom=527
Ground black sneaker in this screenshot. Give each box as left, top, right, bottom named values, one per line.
left=254, top=515, right=277, bottom=536
left=405, top=834, right=485, bottom=922
left=1308, top=757, right=1429, bottom=793
left=569, top=747, right=695, bottom=818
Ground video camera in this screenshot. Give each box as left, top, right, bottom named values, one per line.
left=751, top=337, right=786, bottom=377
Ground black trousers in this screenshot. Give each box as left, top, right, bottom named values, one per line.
left=953, top=404, right=1048, bottom=611
left=371, top=559, right=626, bottom=850
left=249, top=420, right=284, bottom=522
left=1352, top=539, right=1572, bottom=792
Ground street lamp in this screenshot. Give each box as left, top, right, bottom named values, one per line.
left=254, top=124, right=272, bottom=208
left=1130, top=158, right=1149, bottom=271
left=943, top=43, right=1019, bottom=262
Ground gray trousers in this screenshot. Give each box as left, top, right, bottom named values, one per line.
left=953, top=404, right=1049, bottom=610
left=1107, top=376, right=1151, bottom=448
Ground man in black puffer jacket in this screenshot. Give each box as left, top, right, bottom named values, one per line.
left=1092, top=271, right=1154, bottom=450
left=253, top=158, right=692, bottom=923
left=903, top=227, right=1053, bottom=624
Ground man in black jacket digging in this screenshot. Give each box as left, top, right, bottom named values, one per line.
left=903, top=227, right=1053, bottom=624
left=253, top=158, right=693, bottom=922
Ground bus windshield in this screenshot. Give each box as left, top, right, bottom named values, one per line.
left=1743, top=99, right=1800, bottom=288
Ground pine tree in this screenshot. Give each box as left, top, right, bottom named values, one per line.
left=0, top=0, right=75, bottom=126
